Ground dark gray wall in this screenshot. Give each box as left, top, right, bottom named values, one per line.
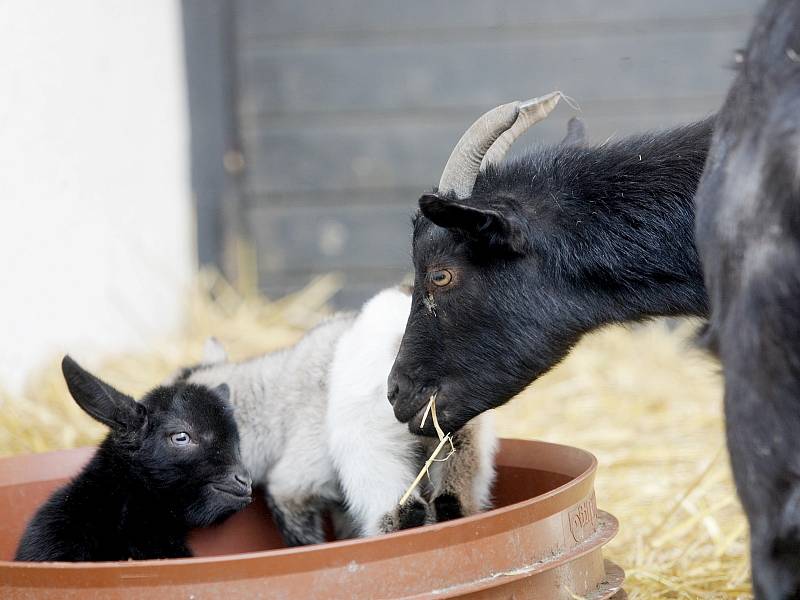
left=195, top=0, right=761, bottom=307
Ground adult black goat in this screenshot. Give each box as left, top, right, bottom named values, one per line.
left=388, top=92, right=712, bottom=435
left=694, top=0, right=800, bottom=597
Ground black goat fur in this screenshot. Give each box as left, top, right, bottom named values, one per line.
left=694, top=0, right=800, bottom=597
left=14, top=356, right=251, bottom=562
left=389, top=118, right=712, bottom=435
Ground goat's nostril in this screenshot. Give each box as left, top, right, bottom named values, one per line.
left=234, top=473, right=251, bottom=490
left=388, top=380, right=399, bottom=405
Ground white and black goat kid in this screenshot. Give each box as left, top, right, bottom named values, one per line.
left=175, top=287, right=497, bottom=545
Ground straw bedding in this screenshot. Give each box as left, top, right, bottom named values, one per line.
left=0, top=272, right=750, bottom=598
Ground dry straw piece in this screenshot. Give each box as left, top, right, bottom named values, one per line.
left=398, top=394, right=456, bottom=506
left=0, top=274, right=750, bottom=598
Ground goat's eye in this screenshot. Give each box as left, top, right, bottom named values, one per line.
left=429, top=269, right=453, bottom=287
left=170, top=432, right=192, bottom=447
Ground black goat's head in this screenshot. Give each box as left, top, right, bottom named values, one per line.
left=388, top=94, right=710, bottom=435
left=388, top=93, right=586, bottom=434
left=388, top=198, right=589, bottom=436
left=61, top=356, right=252, bottom=527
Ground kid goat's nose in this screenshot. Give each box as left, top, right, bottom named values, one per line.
left=233, top=472, right=252, bottom=494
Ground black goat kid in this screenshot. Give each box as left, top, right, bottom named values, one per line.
left=389, top=93, right=711, bottom=434
left=695, top=0, right=800, bottom=597
left=15, top=356, right=252, bottom=562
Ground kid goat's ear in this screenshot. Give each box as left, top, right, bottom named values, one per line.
left=61, top=356, right=145, bottom=431
left=419, top=193, right=528, bottom=253
left=212, top=383, right=231, bottom=404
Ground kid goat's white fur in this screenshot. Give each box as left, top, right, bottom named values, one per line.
left=176, top=287, right=497, bottom=544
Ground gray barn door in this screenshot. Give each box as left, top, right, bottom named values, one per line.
left=188, top=0, right=761, bottom=308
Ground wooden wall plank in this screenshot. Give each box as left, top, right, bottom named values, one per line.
left=237, top=30, right=747, bottom=118
left=247, top=203, right=414, bottom=273
left=236, top=0, right=757, bottom=39
left=240, top=105, right=719, bottom=196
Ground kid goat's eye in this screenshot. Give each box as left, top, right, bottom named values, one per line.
left=430, top=269, right=453, bottom=287
left=170, top=432, right=192, bottom=447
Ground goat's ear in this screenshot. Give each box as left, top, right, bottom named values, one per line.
left=211, top=383, right=231, bottom=404
left=202, top=337, right=228, bottom=364
left=61, top=356, right=145, bottom=431
left=560, top=117, right=586, bottom=146
left=419, top=193, right=527, bottom=253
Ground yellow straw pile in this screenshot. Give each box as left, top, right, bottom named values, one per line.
left=496, top=322, right=749, bottom=599
left=0, top=272, right=749, bottom=598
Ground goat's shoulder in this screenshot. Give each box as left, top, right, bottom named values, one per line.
left=14, top=485, right=85, bottom=561
left=329, top=287, right=412, bottom=410
left=347, top=287, right=412, bottom=341
left=15, top=445, right=125, bottom=560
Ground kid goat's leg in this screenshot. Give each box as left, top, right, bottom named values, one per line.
left=428, top=413, right=497, bottom=522
left=329, top=417, right=432, bottom=536
left=264, top=492, right=327, bottom=547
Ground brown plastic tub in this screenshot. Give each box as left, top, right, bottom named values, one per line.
left=0, top=439, right=624, bottom=599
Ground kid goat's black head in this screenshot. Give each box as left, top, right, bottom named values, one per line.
left=388, top=92, right=710, bottom=435
left=62, top=355, right=252, bottom=527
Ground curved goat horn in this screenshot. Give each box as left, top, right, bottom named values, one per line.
left=437, top=101, right=520, bottom=199
left=480, top=91, right=562, bottom=171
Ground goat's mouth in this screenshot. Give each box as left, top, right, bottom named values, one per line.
left=392, top=385, right=438, bottom=424
left=403, top=389, right=448, bottom=438
left=408, top=407, right=438, bottom=438
left=211, top=485, right=252, bottom=503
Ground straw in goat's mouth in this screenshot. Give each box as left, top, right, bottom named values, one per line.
left=399, top=393, right=456, bottom=505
